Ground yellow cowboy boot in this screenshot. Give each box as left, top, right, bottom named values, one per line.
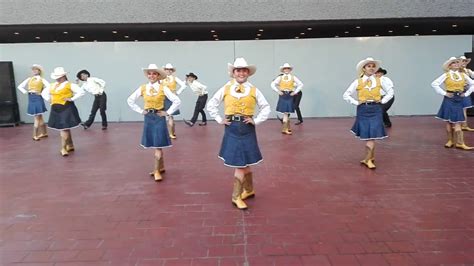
left=32, top=127, right=40, bottom=141
left=241, top=172, right=255, bottom=200
left=455, top=131, right=474, bottom=150
left=38, top=124, right=48, bottom=138
left=232, top=177, right=248, bottom=210
left=360, top=146, right=376, bottom=169
left=445, top=130, right=454, bottom=148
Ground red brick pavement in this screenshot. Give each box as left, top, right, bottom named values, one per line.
left=1, top=117, right=473, bottom=265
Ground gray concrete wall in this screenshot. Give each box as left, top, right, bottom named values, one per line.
left=0, top=35, right=471, bottom=123
left=1, top=0, right=473, bottom=25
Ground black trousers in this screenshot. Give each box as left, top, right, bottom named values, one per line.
left=190, top=94, right=208, bottom=123
left=293, top=91, right=303, bottom=122
left=381, top=96, right=395, bottom=126
left=84, top=92, right=107, bottom=127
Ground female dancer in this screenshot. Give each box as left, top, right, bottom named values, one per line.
left=207, top=58, right=271, bottom=209
left=127, top=64, right=181, bottom=181
left=431, top=57, right=474, bottom=150
left=271, top=63, right=303, bottom=135
left=17, top=64, right=50, bottom=140
left=162, top=63, right=186, bottom=139
left=41, top=67, right=84, bottom=156
left=343, top=58, right=394, bottom=169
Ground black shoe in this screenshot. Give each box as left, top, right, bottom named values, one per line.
left=276, top=115, right=283, bottom=124
left=184, top=120, right=194, bottom=127
left=198, top=122, right=207, bottom=126
left=295, top=121, right=303, bottom=125
left=384, top=123, right=392, bottom=128
left=81, top=123, right=89, bottom=130
left=102, top=126, right=107, bottom=130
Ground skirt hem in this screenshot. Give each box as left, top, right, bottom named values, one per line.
left=218, top=156, right=263, bottom=168
left=47, top=124, right=80, bottom=131
left=26, top=111, right=47, bottom=116
left=435, top=116, right=466, bottom=123
left=140, top=144, right=173, bottom=149
left=350, top=130, right=388, bottom=141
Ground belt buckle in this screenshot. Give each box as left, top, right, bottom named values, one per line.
left=233, top=116, right=242, bottom=122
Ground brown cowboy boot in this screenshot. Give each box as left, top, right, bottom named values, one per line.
left=360, top=146, right=376, bottom=169
left=445, top=129, right=454, bottom=148
left=32, top=127, right=40, bottom=141
left=38, top=124, right=48, bottom=138
left=60, top=137, right=68, bottom=156
left=65, top=135, right=75, bottom=152
left=241, top=172, right=255, bottom=200
left=232, top=177, right=248, bottom=210
left=455, top=131, right=474, bottom=150
left=149, top=155, right=165, bottom=176
left=153, top=156, right=163, bottom=181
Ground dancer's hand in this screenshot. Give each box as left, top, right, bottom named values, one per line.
left=446, top=92, right=454, bottom=98
left=278, top=91, right=284, bottom=96
left=460, top=93, right=466, bottom=97
left=220, top=118, right=231, bottom=125
left=142, top=111, right=147, bottom=115
left=290, top=92, right=296, bottom=96
left=64, top=98, right=72, bottom=102
left=243, top=117, right=255, bottom=125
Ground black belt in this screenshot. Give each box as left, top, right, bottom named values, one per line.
left=145, top=109, right=163, bottom=113
left=28, top=92, right=38, bottom=95
left=281, top=91, right=293, bottom=94
left=226, top=115, right=251, bottom=122
left=360, top=101, right=380, bottom=105
left=446, top=91, right=463, bottom=94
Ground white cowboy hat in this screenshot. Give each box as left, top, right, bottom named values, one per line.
left=227, top=58, right=257, bottom=77
left=163, top=63, right=176, bottom=72
left=50, top=67, right=67, bottom=80
left=279, top=63, right=293, bottom=72
left=443, top=57, right=460, bottom=71
left=31, top=64, right=44, bottom=75
left=356, top=57, right=381, bottom=74
left=459, top=56, right=471, bottom=64
left=142, top=64, right=167, bottom=80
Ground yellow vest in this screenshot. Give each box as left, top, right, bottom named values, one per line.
left=163, top=76, right=177, bottom=93
left=357, top=77, right=382, bottom=102
left=445, top=72, right=465, bottom=92
left=279, top=74, right=295, bottom=91
left=224, top=84, right=257, bottom=116
left=141, top=84, right=166, bottom=110
left=28, top=77, right=44, bottom=93
left=50, top=82, right=73, bottom=105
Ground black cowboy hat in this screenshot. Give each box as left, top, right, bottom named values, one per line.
left=76, top=69, right=90, bottom=79
left=186, top=72, right=198, bottom=79
left=376, top=68, right=387, bottom=75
